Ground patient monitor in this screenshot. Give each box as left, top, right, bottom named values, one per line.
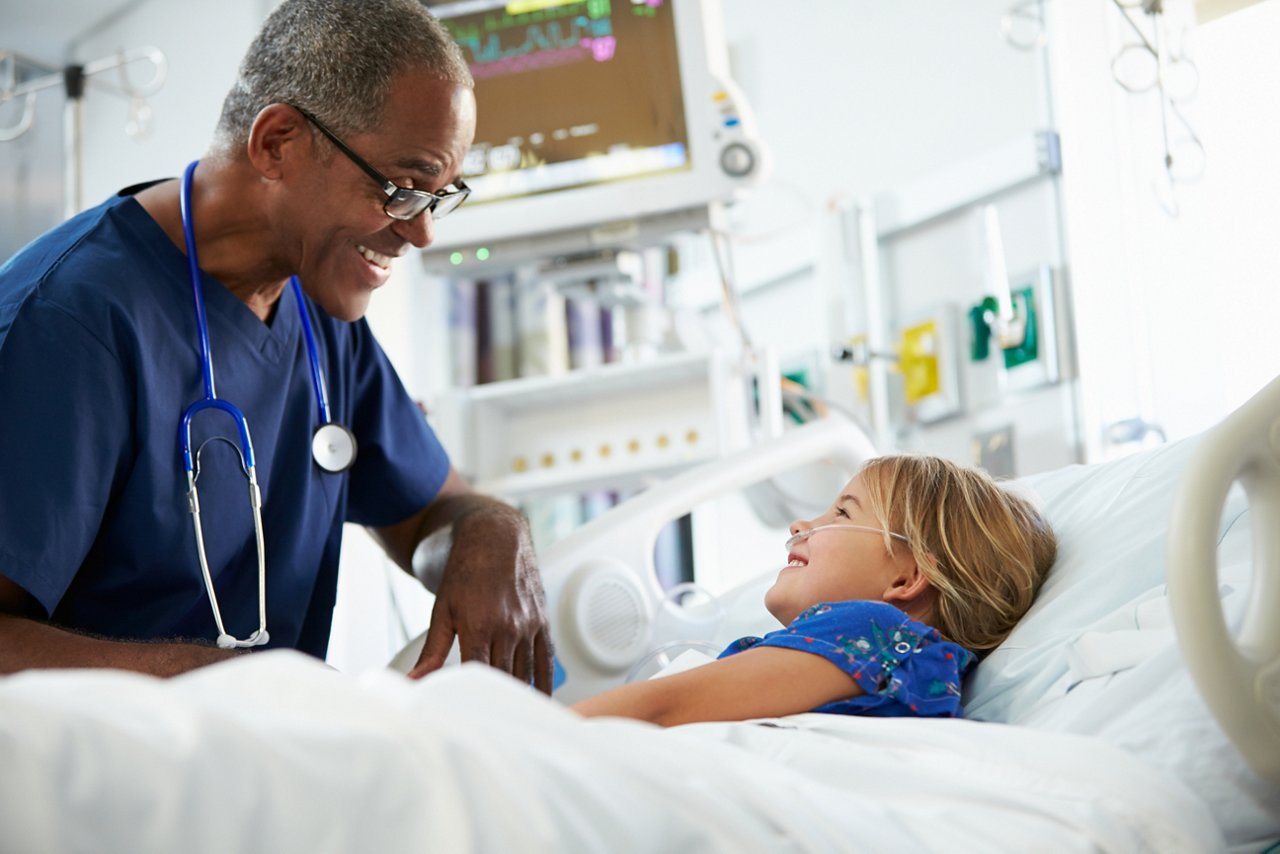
left=423, top=0, right=766, bottom=272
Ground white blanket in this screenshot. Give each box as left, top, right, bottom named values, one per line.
left=0, top=653, right=1222, bottom=853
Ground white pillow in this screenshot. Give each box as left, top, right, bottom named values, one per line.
left=960, top=433, right=1277, bottom=848
left=964, top=434, right=1250, bottom=723
left=1016, top=557, right=1280, bottom=851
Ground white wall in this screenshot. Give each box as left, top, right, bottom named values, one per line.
left=1051, top=0, right=1280, bottom=458
left=696, top=0, right=1046, bottom=314
left=1134, top=2, right=1280, bottom=437
left=0, top=89, right=64, bottom=260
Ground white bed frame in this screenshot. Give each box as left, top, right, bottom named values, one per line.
left=1169, top=371, right=1280, bottom=784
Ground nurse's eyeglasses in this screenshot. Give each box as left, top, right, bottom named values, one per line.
left=292, top=105, right=470, bottom=222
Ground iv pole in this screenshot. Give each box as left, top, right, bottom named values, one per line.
left=1, top=47, right=166, bottom=219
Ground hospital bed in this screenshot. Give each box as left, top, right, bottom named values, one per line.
left=2, top=376, right=1279, bottom=853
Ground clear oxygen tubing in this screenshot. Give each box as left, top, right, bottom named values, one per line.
left=785, top=524, right=909, bottom=553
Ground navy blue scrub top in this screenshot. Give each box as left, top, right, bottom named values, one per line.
left=0, top=184, right=450, bottom=656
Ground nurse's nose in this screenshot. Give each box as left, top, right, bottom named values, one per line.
left=392, top=208, right=434, bottom=249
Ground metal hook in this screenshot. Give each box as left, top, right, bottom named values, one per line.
left=1111, top=41, right=1160, bottom=94
left=1109, top=0, right=1204, bottom=218
left=1001, top=0, right=1047, bottom=51
left=1, top=50, right=15, bottom=94
left=0, top=46, right=167, bottom=146
left=1, top=51, right=47, bottom=142
left=79, top=46, right=167, bottom=98
left=125, top=96, right=153, bottom=139
left=114, top=46, right=167, bottom=98
left=0, top=92, right=36, bottom=142
left=1166, top=100, right=1206, bottom=183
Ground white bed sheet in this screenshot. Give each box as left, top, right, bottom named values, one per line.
left=0, top=652, right=1222, bottom=854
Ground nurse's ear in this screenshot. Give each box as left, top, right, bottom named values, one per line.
left=244, top=103, right=311, bottom=180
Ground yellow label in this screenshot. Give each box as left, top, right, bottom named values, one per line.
left=846, top=335, right=870, bottom=401
left=900, top=321, right=941, bottom=404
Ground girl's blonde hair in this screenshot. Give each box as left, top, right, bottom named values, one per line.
left=859, top=455, right=1056, bottom=652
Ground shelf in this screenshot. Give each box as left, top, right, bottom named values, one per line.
left=434, top=349, right=771, bottom=501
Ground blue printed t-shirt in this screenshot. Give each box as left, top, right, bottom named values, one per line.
left=0, top=185, right=450, bottom=657
left=718, top=601, right=976, bottom=718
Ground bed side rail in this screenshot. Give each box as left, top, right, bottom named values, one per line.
left=1168, top=373, right=1280, bottom=785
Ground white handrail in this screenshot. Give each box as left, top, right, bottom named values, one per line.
left=1168, top=372, right=1280, bottom=785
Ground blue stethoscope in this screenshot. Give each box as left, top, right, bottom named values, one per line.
left=178, top=159, right=357, bottom=649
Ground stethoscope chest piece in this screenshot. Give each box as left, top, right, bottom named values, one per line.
left=313, top=422, right=357, bottom=473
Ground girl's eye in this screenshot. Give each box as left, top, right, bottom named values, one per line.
left=835, top=507, right=850, bottom=518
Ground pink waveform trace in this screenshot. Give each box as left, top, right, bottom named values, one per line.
left=470, top=45, right=591, bottom=80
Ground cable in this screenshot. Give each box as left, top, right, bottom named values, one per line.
left=707, top=227, right=752, bottom=351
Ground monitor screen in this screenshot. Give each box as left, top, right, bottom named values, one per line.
left=438, top=1, right=692, bottom=206
left=425, top=0, right=763, bottom=263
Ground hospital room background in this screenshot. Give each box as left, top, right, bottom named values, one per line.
left=2, top=0, right=1278, bottom=673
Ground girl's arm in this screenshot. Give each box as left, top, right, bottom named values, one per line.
left=570, top=646, right=865, bottom=726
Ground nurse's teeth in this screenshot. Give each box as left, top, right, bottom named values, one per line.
left=357, top=245, right=392, bottom=268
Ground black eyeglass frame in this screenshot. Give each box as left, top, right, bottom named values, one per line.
left=292, top=105, right=470, bottom=222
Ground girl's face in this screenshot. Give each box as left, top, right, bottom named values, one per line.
left=763, top=473, right=917, bottom=625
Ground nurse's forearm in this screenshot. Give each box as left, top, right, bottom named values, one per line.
left=371, top=468, right=517, bottom=583
left=0, top=613, right=239, bottom=677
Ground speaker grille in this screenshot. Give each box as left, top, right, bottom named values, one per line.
left=584, top=577, right=646, bottom=653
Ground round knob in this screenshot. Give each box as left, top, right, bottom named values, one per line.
left=720, top=142, right=756, bottom=177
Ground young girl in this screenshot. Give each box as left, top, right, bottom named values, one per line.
left=572, top=454, right=1057, bottom=726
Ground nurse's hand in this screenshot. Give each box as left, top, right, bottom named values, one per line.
left=407, top=503, right=554, bottom=693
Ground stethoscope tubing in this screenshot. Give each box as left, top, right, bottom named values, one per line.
left=177, top=160, right=348, bottom=472
left=179, top=160, right=219, bottom=403
left=179, top=160, right=258, bottom=473
left=176, top=157, right=353, bottom=648
left=290, top=276, right=334, bottom=426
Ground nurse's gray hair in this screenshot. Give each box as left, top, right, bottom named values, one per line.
left=213, top=0, right=472, bottom=152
